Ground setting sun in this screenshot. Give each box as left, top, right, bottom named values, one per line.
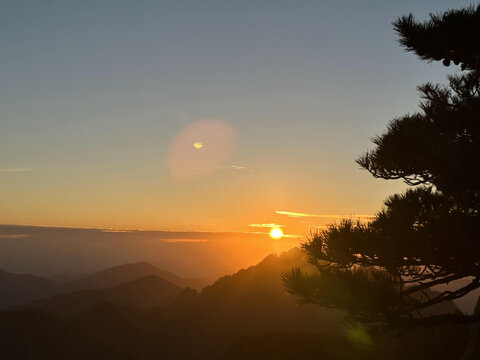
left=269, top=227, right=283, bottom=239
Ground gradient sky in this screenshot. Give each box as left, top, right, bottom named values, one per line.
left=0, top=0, right=473, bottom=235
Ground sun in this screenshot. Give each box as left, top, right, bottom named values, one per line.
left=269, top=227, right=283, bottom=239
left=193, top=142, right=203, bottom=149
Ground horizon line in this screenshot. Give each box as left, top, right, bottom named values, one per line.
left=0, top=223, right=302, bottom=237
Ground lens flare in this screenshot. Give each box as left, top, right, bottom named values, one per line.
left=168, top=119, right=236, bottom=179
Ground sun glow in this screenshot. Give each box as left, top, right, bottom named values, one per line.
left=269, top=227, right=283, bottom=239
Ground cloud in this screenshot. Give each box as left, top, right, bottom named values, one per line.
left=161, top=239, right=208, bottom=243
left=0, top=234, right=31, bottom=239
left=276, top=211, right=374, bottom=219
left=100, top=229, right=134, bottom=233
left=0, top=168, right=33, bottom=172
left=230, top=165, right=255, bottom=172
left=248, top=223, right=285, bottom=228
left=171, top=164, right=253, bottom=173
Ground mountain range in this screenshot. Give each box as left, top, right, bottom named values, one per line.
left=0, top=261, right=207, bottom=309
left=0, top=248, right=469, bottom=359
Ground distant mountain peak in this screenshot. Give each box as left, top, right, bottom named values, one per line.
left=60, top=260, right=206, bottom=293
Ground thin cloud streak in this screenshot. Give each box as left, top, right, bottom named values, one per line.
left=0, top=234, right=31, bottom=239
left=173, top=164, right=253, bottom=172
left=276, top=211, right=374, bottom=219
left=248, top=223, right=285, bottom=228
left=230, top=165, right=254, bottom=172
left=161, top=239, right=208, bottom=243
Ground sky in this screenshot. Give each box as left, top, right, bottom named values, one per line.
left=0, top=0, right=474, bottom=237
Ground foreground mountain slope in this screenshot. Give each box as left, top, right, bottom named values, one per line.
left=21, top=275, right=183, bottom=317
left=168, top=248, right=343, bottom=336
left=161, top=247, right=467, bottom=359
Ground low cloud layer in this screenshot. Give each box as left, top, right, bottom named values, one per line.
left=0, top=234, right=30, bottom=239
left=248, top=223, right=285, bottom=228
left=0, top=224, right=301, bottom=277
left=276, top=211, right=374, bottom=219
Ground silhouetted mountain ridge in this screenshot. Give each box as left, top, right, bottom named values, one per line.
left=20, top=275, right=183, bottom=317
left=0, top=269, right=58, bottom=308
left=60, top=261, right=205, bottom=293
left=0, top=261, right=206, bottom=309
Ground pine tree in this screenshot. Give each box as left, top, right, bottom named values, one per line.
left=283, top=5, right=480, bottom=331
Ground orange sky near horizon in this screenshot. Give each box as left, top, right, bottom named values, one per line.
left=1, top=125, right=404, bottom=238
left=1, top=117, right=403, bottom=236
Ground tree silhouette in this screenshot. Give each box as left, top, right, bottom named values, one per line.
left=283, top=5, right=480, bottom=331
